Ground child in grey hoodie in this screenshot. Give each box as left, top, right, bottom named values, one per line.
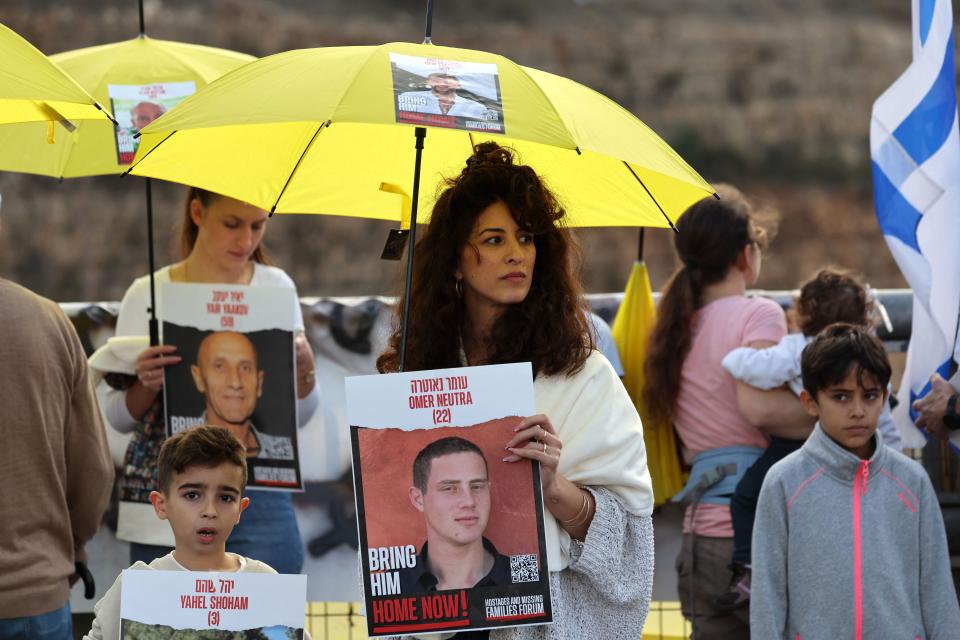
left=716, top=269, right=901, bottom=612
left=751, top=324, right=959, bottom=639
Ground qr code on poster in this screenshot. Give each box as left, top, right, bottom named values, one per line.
left=510, top=554, right=539, bottom=583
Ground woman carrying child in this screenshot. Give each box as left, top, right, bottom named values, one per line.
left=645, top=187, right=814, bottom=639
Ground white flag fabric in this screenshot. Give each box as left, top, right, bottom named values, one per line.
left=871, top=0, right=960, bottom=450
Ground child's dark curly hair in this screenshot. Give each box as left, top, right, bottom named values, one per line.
left=795, top=268, right=870, bottom=337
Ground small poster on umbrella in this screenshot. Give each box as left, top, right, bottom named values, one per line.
left=120, top=569, right=308, bottom=638
left=390, top=53, right=505, bottom=134
left=108, top=81, right=196, bottom=164
left=160, top=282, right=303, bottom=490
left=346, top=362, right=552, bottom=637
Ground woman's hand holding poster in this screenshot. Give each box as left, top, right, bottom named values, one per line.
left=160, top=282, right=303, bottom=490
left=346, top=363, right=553, bottom=637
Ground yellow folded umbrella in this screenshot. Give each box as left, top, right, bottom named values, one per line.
left=0, top=22, right=113, bottom=127
left=130, top=41, right=713, bottom=228
left=0, top=35, right=254, bottom=177
left=612, top=261, right=686, bottom=505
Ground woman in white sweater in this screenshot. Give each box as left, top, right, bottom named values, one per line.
left=376, top=143, right=654, bottom=639
left=104, top=187, right=319, bottom=572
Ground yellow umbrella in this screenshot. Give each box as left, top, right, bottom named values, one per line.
left=129, top=40, right=714, bottom=366
left=130, top=41, right=713, bottom=227
left=0, top=34, right=254, bottom=177
left=0, top=22, right=113, bottom=128
left=612, top=258, right=686, bottom=506
left=0, top=19, right=253, bottom=344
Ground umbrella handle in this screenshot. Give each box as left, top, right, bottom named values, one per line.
left=145, top=178, right=159, bottom=346
left=75, top=561, right=95, bottom=600
left=398, top=127, right=427, bottom=372
left=423, top=0, right=435, bottom=44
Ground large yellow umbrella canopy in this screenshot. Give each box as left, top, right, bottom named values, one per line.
left=0, top=22, right=112, bottom=126
left=0, top=35, right=254, bottom=177
left=130, top=41, right=714, bottom=227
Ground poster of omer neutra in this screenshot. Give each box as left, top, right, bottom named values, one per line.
left=346, top=362, right=552, bottom=637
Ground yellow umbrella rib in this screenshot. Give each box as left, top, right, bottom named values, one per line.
left=622, top=161, right=678, bottom=231
left=327, top=45, right=388, bottom=124
left=511, top=65, right=578, bottom=151
left=124, top=129, right=177, bottom=175
left=271, top=120, right=330, bottom=214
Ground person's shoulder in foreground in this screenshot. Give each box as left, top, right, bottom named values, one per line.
left=83, top=426, right=285, bottom=640
left=751, top=323, right=960, bottom=640
left=0, top=277, right=114, bottom=622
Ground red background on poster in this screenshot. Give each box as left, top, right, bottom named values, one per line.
left=357, top=418, right=540, bottom=557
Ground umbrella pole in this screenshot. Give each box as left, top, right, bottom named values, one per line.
left=145, top=178, right=159, bottom=346
left=637, top=227, right=645, bottom=262
left=423, top=0, right=435, bottom=44
left=138, top=0, right=145, bottom=36
left=398, top=126, right=427, bottom=372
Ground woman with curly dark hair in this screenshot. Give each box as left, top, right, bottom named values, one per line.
left=378, top=142, right=654, bottom=639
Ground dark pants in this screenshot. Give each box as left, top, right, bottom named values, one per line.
left=730, top=436, right=803, bottom=566
left=677, top=535, right=750, bottom=639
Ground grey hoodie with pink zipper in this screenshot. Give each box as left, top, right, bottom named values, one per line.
left=751, top=423, right=959, bottom=640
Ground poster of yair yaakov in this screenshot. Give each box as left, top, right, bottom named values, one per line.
left=161, top=282, right=304, bottom=491
left=347, top=362, right=553, bottom=637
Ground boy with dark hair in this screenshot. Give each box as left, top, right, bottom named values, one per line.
left=715, top=268, right=900, bottom=611
left=83, top=426, right=280, bottom=640
left=751, top=324, right=959, bottom=639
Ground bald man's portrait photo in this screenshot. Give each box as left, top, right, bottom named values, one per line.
left=160, top=321, right=301, bottom=492
left=189, top=330, right=294, bottom=460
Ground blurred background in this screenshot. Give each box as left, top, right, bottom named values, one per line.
left=0, top=0, right=916, bottom=302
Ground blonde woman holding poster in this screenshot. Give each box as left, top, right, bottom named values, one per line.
left=102, top=187, right=319, bottom=572
left=377, top=143, right=654, bottom=639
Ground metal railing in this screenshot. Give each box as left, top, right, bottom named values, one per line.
left=61, top=289, right=948, bottom=640
left=301, top=601, right=692, bottom=640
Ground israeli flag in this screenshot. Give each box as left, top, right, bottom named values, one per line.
left=871, top=0, right=960, bottom=450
